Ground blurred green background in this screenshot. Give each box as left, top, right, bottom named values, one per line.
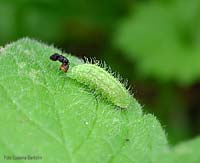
left=0, top=0, right=200, bottom=145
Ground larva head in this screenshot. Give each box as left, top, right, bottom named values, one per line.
left=60, top=63, right=69, bottom=73
left=50, top=53, right=70, bottom=73
left=68, top=63, right=131, bottom=109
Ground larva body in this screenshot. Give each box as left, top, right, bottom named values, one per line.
left=68, top=64, right=131, bottom=109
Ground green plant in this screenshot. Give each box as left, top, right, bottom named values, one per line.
left=114, top=0, right=200, bottom=84
left=158, top=136, right=200, bottom=163
left=0, top=38, right=199, bottom=162
left=113, top=0, right=200, bottom=144
left=0, top=0, right=128, bottom=45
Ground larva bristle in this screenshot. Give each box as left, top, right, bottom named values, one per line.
left=68, top=63, right=131, bottom=109
left=82, top=56, right=131, bottom=92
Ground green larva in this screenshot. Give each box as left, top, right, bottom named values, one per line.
left=68, top=63, right=131, bottom=109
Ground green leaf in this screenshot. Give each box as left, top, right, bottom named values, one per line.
left=0, top=38, right=168, bottom=163
left=114, top=0, right=200, bottom=84
left=157, top=136, right=200, bottom=163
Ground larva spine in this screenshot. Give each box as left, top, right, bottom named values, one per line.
left=68, top=63, right=131, bottom=109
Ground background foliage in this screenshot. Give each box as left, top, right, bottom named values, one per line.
left=0, top=0, right=200, bottom=145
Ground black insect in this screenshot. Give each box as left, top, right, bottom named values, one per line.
left=50, top=53, right=69, bottom=73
